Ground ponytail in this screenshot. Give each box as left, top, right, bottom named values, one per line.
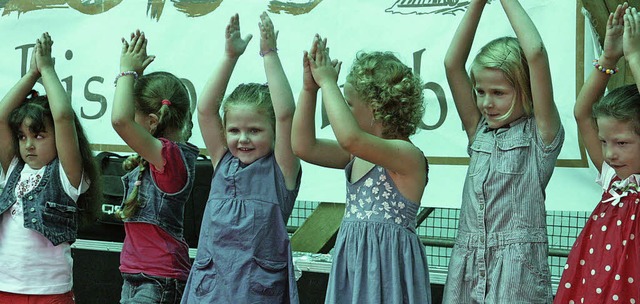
left=116, top=155, right=148, bottom=219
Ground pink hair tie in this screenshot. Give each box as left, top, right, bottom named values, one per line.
left=161, top=99, right=171, bottom=106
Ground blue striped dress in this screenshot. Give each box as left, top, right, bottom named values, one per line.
left=442, top=116, right=564, bottom=303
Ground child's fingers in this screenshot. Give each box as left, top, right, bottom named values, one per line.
left=307, top=52, right=317, bottom=68
left=628, top=8, right=637, bottom=34
left=613, top=4, right=624, bottom=24
left=133, top=32, right=146, bottom=53
left=244, top=34, right=253, bottom=44
left=121, top=38, right=129, bottom=54
left=142, top=55, right=155, bottom=70
left=310, top=35, right=319, bottom=55
left=140, top=37, right=148, bottom=54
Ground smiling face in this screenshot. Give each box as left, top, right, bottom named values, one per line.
left=473, top=67, right=524, bottom=129
left=597, top=116, right=640, bottom=180
left=18, top=117, right=57, bottom=169
left=224, top=104, right=275, bottom=165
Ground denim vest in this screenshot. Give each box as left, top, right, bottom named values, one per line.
left=0, top=158, right=78, bottom=246
left=121, top=142, right=199, bottom=241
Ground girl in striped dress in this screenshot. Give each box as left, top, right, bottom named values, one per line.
left=442, top=0, right=564, bottom=302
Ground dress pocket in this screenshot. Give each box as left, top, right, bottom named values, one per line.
left=468, top=139, right=492, bottom=176
left=193, top=256, right=218, bottom=297
left=496, top=138, right=530, bottom=174
left=250, top=256, right=288, bottom=297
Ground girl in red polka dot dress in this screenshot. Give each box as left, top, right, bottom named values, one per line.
left=555, top=3, right=640, bottom=303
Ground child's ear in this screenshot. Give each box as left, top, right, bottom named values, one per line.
left=148, top=113, right=159, bottom=133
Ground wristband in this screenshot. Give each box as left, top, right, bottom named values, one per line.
left=114, top=71, right=139, bottom=86
left=593, top=59, right=619, bottom=75
left=259, top=48, right=278, bottom=57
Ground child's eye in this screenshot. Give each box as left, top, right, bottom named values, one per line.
left=494, top=91, right=504, bottom=96
left=250, top=128, right=261, bottom=133
left=475, top=89, right=485, bottom=96
left=17, top=134, right=26, bottom=140
left=36, top=134, right=45, bottom=139
left=227, top=128, right=239, bottom=134
left=617, top=141, right=627, bottom=146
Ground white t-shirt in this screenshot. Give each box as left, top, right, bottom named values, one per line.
left=0, top=157, right=89, bottom=294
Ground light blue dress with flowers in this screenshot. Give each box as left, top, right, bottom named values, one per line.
left=324, top=159, right=432, bottom=304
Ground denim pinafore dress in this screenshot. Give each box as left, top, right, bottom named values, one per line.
left=181, top=151, right=300, bottom=304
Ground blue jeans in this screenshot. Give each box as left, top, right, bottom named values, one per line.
left=120, top=273, right=185, bottom=304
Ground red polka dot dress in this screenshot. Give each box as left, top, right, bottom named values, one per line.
left=555, top=163, right=640, bottom=303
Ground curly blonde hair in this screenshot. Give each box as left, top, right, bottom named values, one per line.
left=346, top=51, right=424, bottom=139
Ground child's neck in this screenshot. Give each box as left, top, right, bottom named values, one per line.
left=158, top=129, right=183, bottom=142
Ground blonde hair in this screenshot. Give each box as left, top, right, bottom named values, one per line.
left=222, top=83, right=275, bottom=131
left=470, top=37, right=533, bottom=120
left=346, top=51, right=424, bottom=138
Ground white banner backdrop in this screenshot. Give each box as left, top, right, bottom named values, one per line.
left=0, top=0, right=600, bottom=211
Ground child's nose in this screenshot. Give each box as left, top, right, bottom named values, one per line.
left=604, top=147, right=616, bottom=160
left=483, top=96, right=494, bottom=108
left=25, top=139, right=35, bottom=149
left=239, top=132, right=250, bottom=142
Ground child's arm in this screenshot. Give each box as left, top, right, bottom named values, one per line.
left=111, top=30, right=163, bottom=168
left=576, top=3, right=627, bottom=172
left=308, top=37, right=425, bottom=177
left=625, top=6, right=640, bottom=90
left=292, top=36, right=351, bottom=169
left=198, top=14, right=252, bottom=169
left=36, top=33, right=84, bottom=187
left=0, top=47, right=39, bottom=172
left=443, top=0, right=485, bottom=141
left=501, top=0, right=561, bottom=145
left=259, top=12, right=300, bottom=189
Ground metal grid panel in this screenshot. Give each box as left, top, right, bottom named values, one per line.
left=287, top=202, right=592, bottom=283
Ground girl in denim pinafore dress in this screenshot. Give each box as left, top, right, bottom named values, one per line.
left=181, top=13, right=301, bottom=304
left=442, top=0, right=564, bottom=302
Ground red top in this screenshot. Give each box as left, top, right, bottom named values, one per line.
left=119, top=139, right=191, bottom=280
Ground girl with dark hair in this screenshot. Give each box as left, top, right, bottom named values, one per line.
left=0, top=32, right=99, bottom=304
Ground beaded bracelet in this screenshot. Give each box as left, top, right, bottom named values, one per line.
left=259, top=48, right=278, bottom=57
left=593, top=59, right=619, bottom=75
left=114, top=71, right=139, bottom=86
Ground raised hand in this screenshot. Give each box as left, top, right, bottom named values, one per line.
left=259, top=12, right=277, bottom=57
left=35, top=32, right=55, bottom=73
left=308, top=35, right=340, bottom=88
left=120, top=30, right=155, bottom=75
left=603, top=3, right=628, bottom=62
left=302, top=35, right=321, bottom=92
left=225, top=14, right=252, bottom=59
left=624, top=6, right=640, bottom=64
